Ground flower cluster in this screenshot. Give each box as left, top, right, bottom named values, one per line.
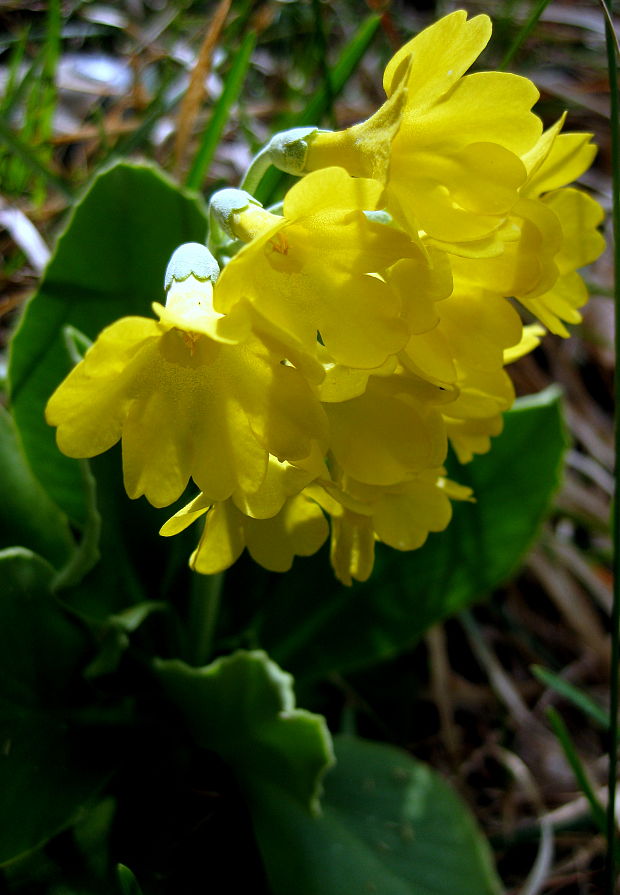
left=46, top=11, right=604, bottom=585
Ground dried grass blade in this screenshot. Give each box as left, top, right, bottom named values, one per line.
left=173, top=0, right=232, bottom=172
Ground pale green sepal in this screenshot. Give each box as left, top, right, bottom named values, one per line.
left=164, top=242, right=220, bottom=291
left=209, top=188, right=263, bottom=239
left=363, top=209, right=394, bottom=226
left=266, top=126, right=322, bottom=175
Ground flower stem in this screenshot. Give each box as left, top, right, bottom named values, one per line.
left=604, top=2, right=620, bottom=888
left=240, top=145, right=272, bottom=195
left=187, top=571, right=224, bottom=667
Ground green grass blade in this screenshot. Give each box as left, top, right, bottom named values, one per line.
left=604, top=0, right=620, bottom=888
left=0, top=27, right=29, bottom=115
left=186, top=31, right=257, bottom=192
left=38, top=0, right=62, bottom=141
left=546, top=708, right=608, bottom=835
left=255, top=13, right=381, bottom=205
left=1, top=51, right=41, bottom=119
left=0, top=118, right=72, bottom=198
left=310, top=0, right=335, bottom=126
left=499, top=0, right=554, bottom=70
left=300, top=13, right=380, bottom=126
left=532, top=665, right=610, bottom=730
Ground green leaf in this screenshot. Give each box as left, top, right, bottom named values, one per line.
left=252, top=386, right=567, bottom=680
left=253, top=735, right=502, bottom=895
left=0, top=405, right=74, bottom=567
left=8, top=160, right=208, bottom=526
left=155, top=650, right=334, bottom=814
left=0, top=548, right=112, bottom=865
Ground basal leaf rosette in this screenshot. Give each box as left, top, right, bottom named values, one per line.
left=302, top=11, right=542, bottom=251
left=46, top=249, right=328, bottom=509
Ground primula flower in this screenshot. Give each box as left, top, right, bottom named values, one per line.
left=323, top=372, right=451, bottom=487
left=443, top=324, right=545, bottom=462
left=307, top=471, right=473, bottom=586
left=400, top=284, right=523, bottom=387
left=44, top=10, right=604, bottom=586
left=301, top=10, right=542, bottom=250
left=517, top=127, right=605, bottom=335
left=452, top=121, right=605, bottom=334
left=46, top=244, right=328, bottom=508
left=212, top=167, right=436, bottom=368
left=160, top=489, right=329, bottom=575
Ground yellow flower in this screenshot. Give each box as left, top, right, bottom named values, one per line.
left=323, top=372, right=450, bottom=486
left=213, top=168, right=429, bottom=369
left=400, top=285, right=523, bottom=387
left=452, top=121, right=605, bottom=334
left=518, top=186, right=605, bottom=336
left=308, top=470, right=473, bottom=585
left=302, top=11, right=542, bottom=249
left=46, top=244, right=328, bottom=508
left=161, top=489, right=329, bottom=575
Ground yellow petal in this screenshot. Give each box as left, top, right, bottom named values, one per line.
left=527, top=132, right=598, bottom=196
left=373, top=481, right=453, bottom=551
left=329, top=511, right=375, bottom=586
left=46, top=317, right=160, bottom=458
left=244, top=494, right=329, bottom=572
left=190, top=503, right=245, bottom=575
left=232, top=448, right=326, bottom=519
left=159, top=492, right=211, bottom=536
left=383, top=11, right=492, bottom=103
left=520, top=272, right=586, bottom=337
left=405, top=71, right=540, bottom=156
left=504, top=324, right=546, bottom=363
left=444, top=414, right=504, bottom=463
left=446, top=367, right=514, bottom=420
left=542, top=188, right=605, bottom=274
left=326, top=375, right=447, bottom=485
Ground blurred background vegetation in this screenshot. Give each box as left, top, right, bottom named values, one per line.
left=0, top=1, right=614, bottom=892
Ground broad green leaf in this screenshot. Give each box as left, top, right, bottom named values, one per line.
left=253, top=735, right=502, bottom=895
left=0, top=548, right=112, bottom=865
left=155, top=650, right=334, bottom=813
left=0, top=405, right=74, bottom=566
left=250, top=386, right=567, bottom=680
left=8, top=160, right=208, bottom=526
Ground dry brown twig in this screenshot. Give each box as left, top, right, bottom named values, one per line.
left=173, top=0, right=232, bottom=173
